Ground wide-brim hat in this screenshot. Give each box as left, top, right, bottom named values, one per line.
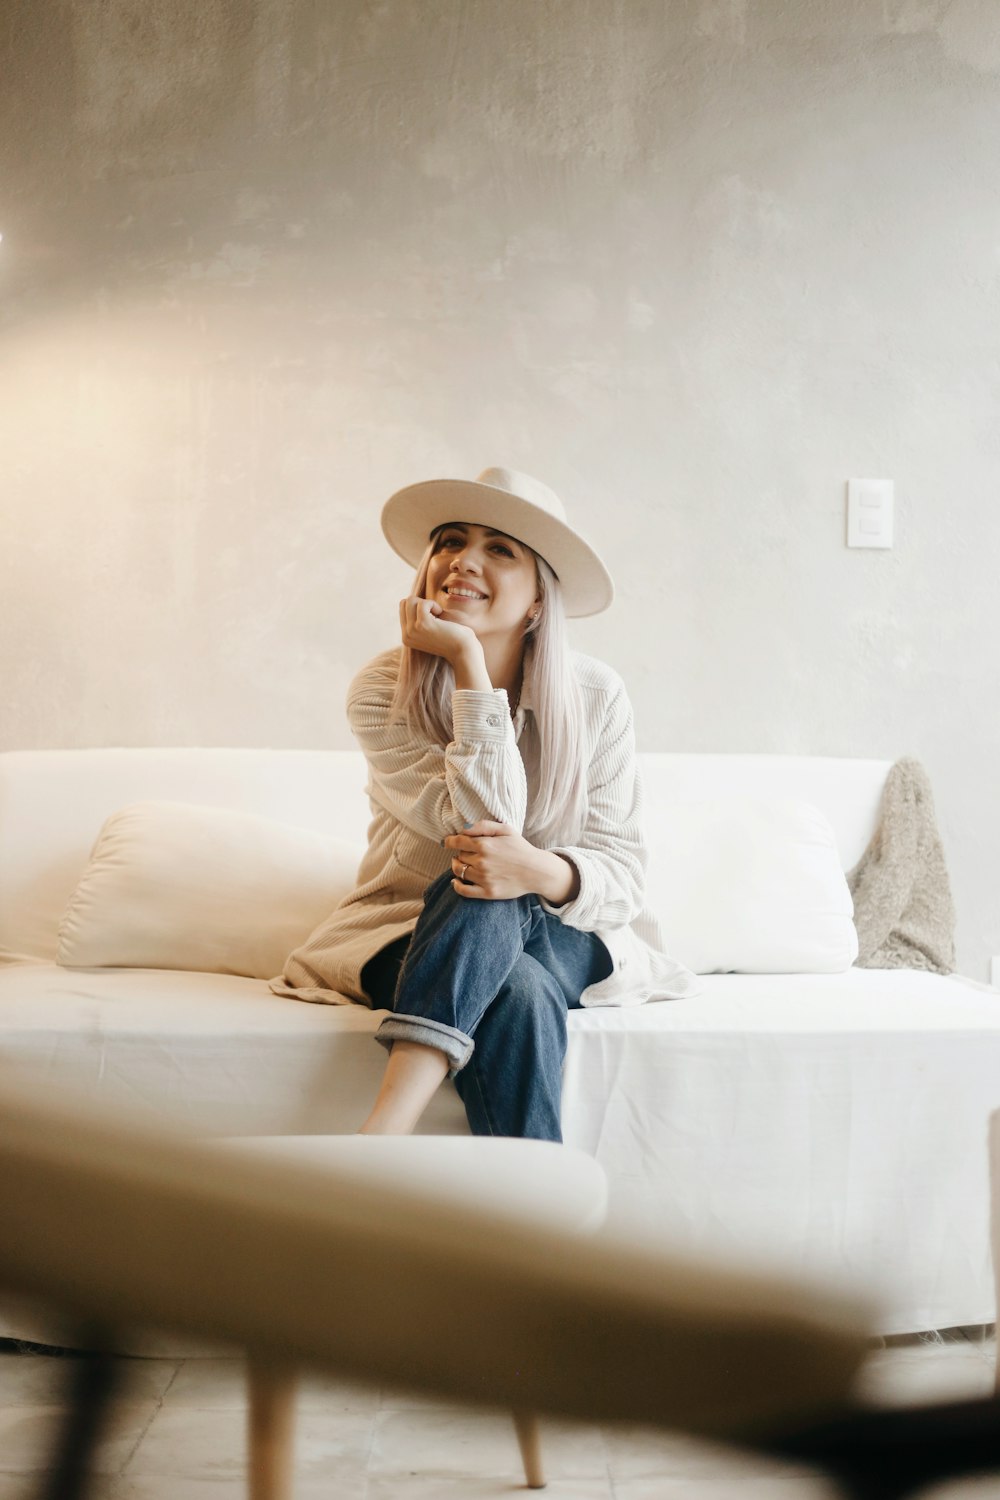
left=380, top=466, right=614, bottom=617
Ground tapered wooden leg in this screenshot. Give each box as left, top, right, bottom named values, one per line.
left=512, top=1409, right=546, bottom=1489
left=247, top=1358, right=297, bottom=1500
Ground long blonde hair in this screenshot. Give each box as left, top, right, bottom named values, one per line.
left=390, top=535, right=588, bottom=847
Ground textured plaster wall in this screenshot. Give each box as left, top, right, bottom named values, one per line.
left=1, top=1, right=997, bottom=980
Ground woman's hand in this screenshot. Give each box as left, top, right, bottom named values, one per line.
left=400, top=596, right=481, bottom=669
left=445, top=821, right=579, bottom=904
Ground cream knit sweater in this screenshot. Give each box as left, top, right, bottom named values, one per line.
left=269, top=646, right=701, bottom=1009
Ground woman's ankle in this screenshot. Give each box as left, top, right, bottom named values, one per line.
left=356, top=1112, right=415, bottom=1135
left=359, top=1040, right=450, bottom=1134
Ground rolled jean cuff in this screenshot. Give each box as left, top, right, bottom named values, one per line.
left=374, top=1014, right=474, bottom=1076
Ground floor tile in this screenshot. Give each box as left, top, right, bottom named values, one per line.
left=161, top=1356, right=379, bottom=1413
left=7, top=1330, right=1000, bottom=1500
left=364, top=1477, right=612, bottom=1499
left=612, top=1478, right=840, bottom=1499
left=296, top=1367, right=382, bottom=1413
left=368, top=1405, right=537, bottom=1481
left=603, top=1425, right=818, bottom=1483
left=0, top=1479, right=45, bottom=1500
left=921, top=1482, right=1000, bottom=1499
left=104, top=1484, right=248, bottom=1500
left=369, top=1405, right=608, bottom=1482
left=853, top=1348, right=995, bottom=1407
left=123, top=1403, right=372, bottom=1489
left=0, top=1351, right=179, bottom=1407
left=0, top=1400, right=157, bottom=1476
left=155, top=1358, right=247, bottom=1410
left=106, top=1479, right=355, bottom=1500
left=379, top=1378, right=485, bottom=1412
left=536, top=1414, right=611, bottom=1478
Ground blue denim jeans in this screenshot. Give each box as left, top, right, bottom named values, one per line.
left=361, top=869, right=613, bottom=1142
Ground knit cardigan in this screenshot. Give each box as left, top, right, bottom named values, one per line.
left=269, top=646, right=701, bottom=1009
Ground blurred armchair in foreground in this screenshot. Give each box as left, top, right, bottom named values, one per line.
left=0, top=1071, right=997, bottom=1500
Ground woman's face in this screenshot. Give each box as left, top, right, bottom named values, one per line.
left=425, top=522, right=540, bottom=646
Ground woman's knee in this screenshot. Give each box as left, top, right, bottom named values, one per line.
left=421, top=869, right=532, bottom=937
left=495, top=953, right=566, bottom=1024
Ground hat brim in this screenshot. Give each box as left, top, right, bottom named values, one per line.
left=380, top=478, right=614, bottom=618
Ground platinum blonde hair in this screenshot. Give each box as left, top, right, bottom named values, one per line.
left=390, top=534, right=589, bottom=847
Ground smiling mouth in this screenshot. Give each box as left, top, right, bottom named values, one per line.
left=443, top=586, right=488, bottom=601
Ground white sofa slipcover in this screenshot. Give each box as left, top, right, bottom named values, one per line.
left=1, top=747, right=996, bottom=1335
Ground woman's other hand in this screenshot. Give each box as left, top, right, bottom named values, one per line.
left=444, top=822, right=580, bottom=905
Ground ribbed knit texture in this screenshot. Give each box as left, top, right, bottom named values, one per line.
left=269, top=647, right=700, bottom=1008
left=846, top=756, right=956, bottom=974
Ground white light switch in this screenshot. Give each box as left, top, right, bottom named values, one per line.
left=847, top=480, right=894, bottom=548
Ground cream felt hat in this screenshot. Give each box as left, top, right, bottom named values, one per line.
left=381, top=466, right=614, bottom=617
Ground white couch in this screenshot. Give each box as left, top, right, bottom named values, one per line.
left=1, top=747, right=997, bottom=1336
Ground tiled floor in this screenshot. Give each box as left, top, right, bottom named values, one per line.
left=1, top=1328, right=998, bottom=1498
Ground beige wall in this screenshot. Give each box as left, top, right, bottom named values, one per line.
left=1, top=1, right=997, bottom=980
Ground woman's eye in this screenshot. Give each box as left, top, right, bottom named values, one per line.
left=435, top=535, right=515, bottom=557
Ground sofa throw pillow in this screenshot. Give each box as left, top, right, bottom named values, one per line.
left=645, top=798, right=858, bottom=974
left=57, top=801, right=364, bottom=980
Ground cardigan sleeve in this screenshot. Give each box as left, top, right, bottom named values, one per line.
left=347, top=653, right=528, bottom=841
left=538, top=679, right=647, bottom=932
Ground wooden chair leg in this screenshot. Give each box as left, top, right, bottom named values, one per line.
left=512, top=1409, right=546, bottom=1489
left=247, top=1358, right=298, bottom=1500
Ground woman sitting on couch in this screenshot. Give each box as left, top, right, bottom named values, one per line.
left=270, top=466, right=698, bottom=1138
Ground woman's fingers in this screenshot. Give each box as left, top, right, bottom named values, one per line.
left=400, top=596, right=432, bottom=649
left=399, top=595, right=472, bottom=659
left=442, top=824, right=507, bottom=853
left=453, top=879, right=485, bottom=898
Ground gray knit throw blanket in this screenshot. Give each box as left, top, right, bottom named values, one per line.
left=846, top=756, right=956, bottom=975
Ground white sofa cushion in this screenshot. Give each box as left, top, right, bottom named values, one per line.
left=0, top=749, right=375, bottom=963
left=646, top=798, right=858, bottom=974
left=56, top=801, right=364, bottom=980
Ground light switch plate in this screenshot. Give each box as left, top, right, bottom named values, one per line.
left=847, top=479, right=894, bottom=548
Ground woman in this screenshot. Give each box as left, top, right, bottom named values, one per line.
left=269, top=466, right=700, bottom=1138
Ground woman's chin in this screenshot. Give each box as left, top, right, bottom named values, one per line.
left=439, top=604, right=477, bottom=625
